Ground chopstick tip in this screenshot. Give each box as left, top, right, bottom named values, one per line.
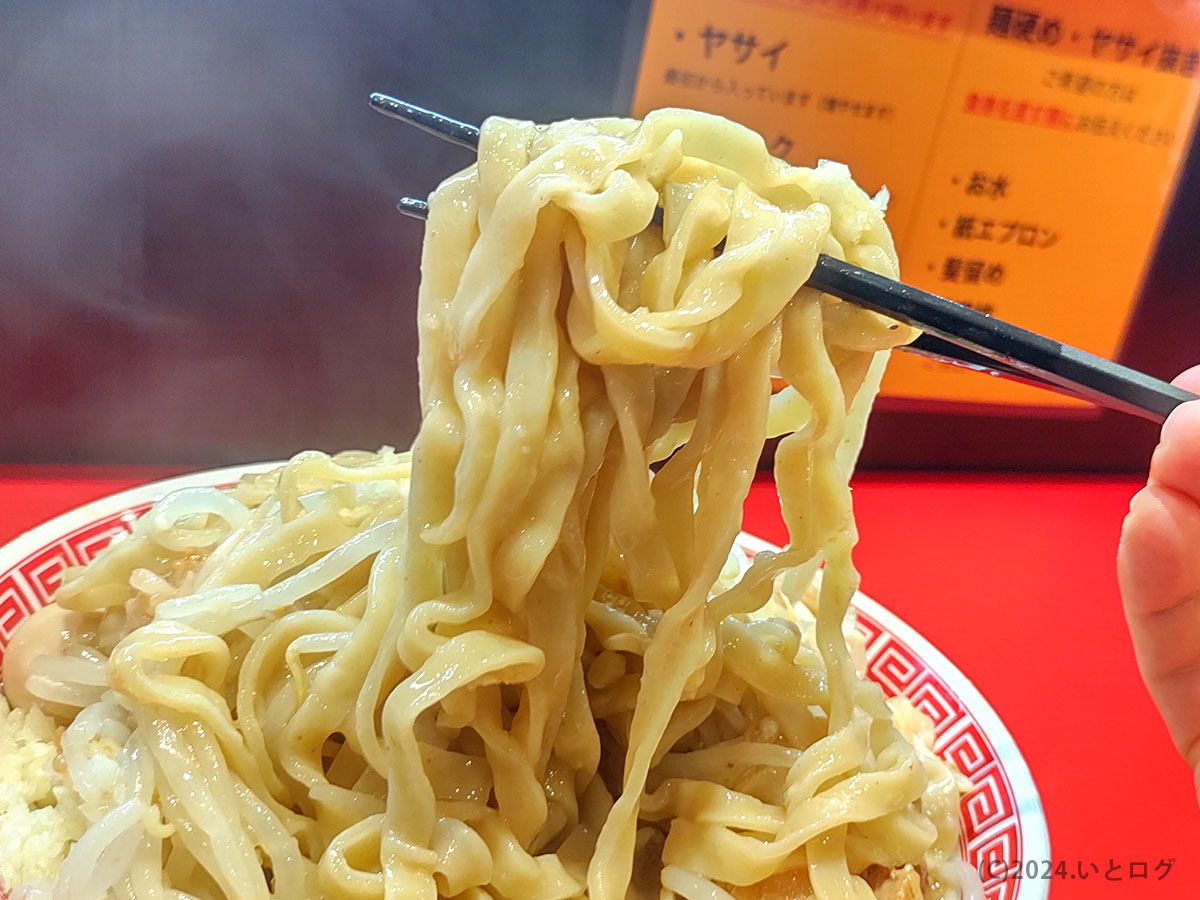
left=397, top=197, right=430, bottom=220
left=367, top=92, right=481, bottom=150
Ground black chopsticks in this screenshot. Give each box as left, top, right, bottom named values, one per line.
left=370, top=92, right=1197, bottom=424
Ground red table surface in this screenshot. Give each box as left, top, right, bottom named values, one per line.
left=0, top=465, right=1196, bottom=895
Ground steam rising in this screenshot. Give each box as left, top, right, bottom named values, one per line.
left=0, top=0, right=633, bottom=464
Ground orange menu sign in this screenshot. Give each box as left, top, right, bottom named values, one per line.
left=631, top=0, right=1200, bottom=408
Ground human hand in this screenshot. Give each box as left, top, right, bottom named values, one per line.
left=1118, top=366, right=1200, bottom=800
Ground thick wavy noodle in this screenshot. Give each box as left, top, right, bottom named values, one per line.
left=4, top=109, right=980, bottom=900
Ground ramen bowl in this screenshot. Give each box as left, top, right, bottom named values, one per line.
left=0, top=464, right=1050, bottom=900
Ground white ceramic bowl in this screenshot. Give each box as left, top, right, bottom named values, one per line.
left=0, top=465, right=1049, bottom=900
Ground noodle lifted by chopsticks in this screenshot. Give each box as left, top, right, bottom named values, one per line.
left=5, top=109, right=977, bottom=900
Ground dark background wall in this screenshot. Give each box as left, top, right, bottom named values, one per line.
left=0, top=0, right=645, bottom=464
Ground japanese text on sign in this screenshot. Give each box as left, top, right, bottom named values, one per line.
left=633, top=0, right=1200, bottom=407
